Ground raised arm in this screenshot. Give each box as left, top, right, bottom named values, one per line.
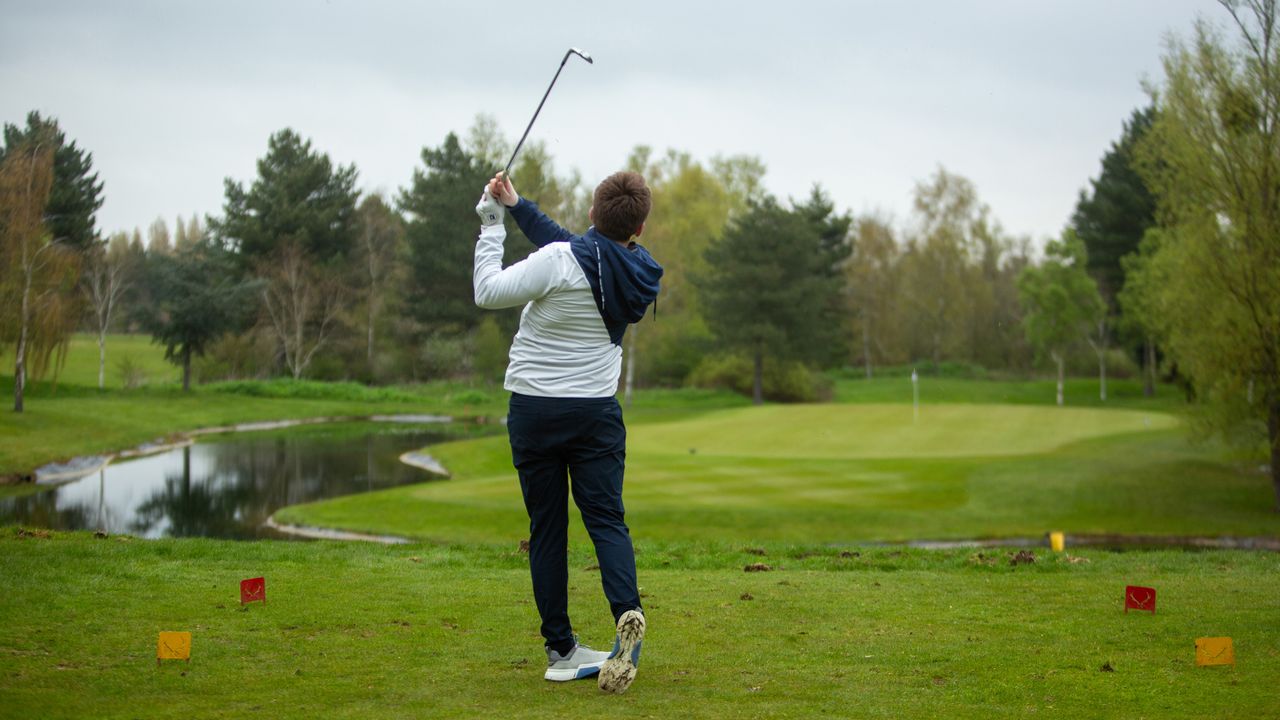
left=473, top=188, right=565, bottom=309
left=509, top=198, right=573, bottom=248
left=489, top=171, right=573, bottom=248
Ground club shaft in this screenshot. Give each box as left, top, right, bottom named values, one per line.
left=504, top=54, right=571, bottom=176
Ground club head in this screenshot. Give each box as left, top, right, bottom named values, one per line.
left=568, top=47, right=594, bottom=64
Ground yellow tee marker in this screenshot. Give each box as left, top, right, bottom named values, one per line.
left=1195, top=637, right=1235, bottom=667
left=1049, top=532, right=1064, bottom=552
left=157, top=631, right=191, bottom=665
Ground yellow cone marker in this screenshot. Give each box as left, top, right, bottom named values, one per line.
left=1195, top=637, right=1234, bottom=667
left=157, top=631, right=191, bottom=665
left=1049, top=532, right=1064, bottom=552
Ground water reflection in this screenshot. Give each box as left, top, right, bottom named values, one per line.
left=0, top=425, right=452, bottom=539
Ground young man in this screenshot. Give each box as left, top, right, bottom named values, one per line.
left=473, top=170, right=662, bottom=694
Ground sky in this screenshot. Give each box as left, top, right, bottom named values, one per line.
left=0, top=0, right=1216, bottom=245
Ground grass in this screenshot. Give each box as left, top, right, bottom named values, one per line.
left=4, top=333, right=181, bottom=390
left=5, top=341, right=1280, bottom=717
left=1, top=530, right=1276, bottom=719
left=280, top=407, right=1279, bottom=543
left=831, top=374, right=1185, bottom=411
left=632, top=403, right=1177, bottom=458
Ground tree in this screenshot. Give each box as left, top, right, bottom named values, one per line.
left=621, top=148, right=747, bottom=395
left=0, top=130, right=81, bottom=412
left=1136, top=0, right=1280, bottom=508
left=846, top=215, right=902, bottom=377
left=148, top=217, right=171, bottom=255
left=472, top=315, right=508, bottom=384
left=259, top=241, right=344, bottom=380
left=140, top=241, right=257, bottom=391
left=397, top=132, right=489, bottom=336
left=1072, top=106, right=1158, bottom=307
left=699, top=196, right=843, bottom=404
left=1017, top=231, right=1104, bottom=406
left=82, top=239, right=131, bottom=389
left=793, top=186, right=853, bottom=367
left=466, top=113, right=511, bottom=169
left=899, top=169, right=982, bottom=369
left=210, top=129, right=360, bottom=265
left=353, top=194, right=406, bottom=367
left=1118, top=229, right=1164, bottom=396
left=0, top=111, right=104, bottom=251
left=186, top=216, right=204, bottom=248
left=1073, top=106, right=1160, bottom=398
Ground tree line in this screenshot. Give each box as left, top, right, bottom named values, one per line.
left=1, top=0, right=1277, bottom=505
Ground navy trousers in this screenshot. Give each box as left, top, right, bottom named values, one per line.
left=507, top=392, right=642, bottom=651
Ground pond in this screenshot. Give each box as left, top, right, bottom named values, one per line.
left=0, top=423, right=462, bottom=540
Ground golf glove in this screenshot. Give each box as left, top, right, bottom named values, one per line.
left=476, top=189, right=504, bottom=227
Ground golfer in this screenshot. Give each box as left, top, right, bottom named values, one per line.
left=474, top=170, right=662, bottom=694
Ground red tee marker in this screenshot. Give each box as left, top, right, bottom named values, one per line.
left=240, top=577, right=266, bottom=605
left=1124, top=585, right=1156, bottom=614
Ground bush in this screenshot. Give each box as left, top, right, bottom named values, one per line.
left=206, top=379, right=420, bottom=402
left=472, top=317, right=509, bottom=385
left=116, top=355, right=147, bottom=389
left=1062, top=347, right=1140, bottom=379
left=686, top=354, right=831, bottom=403
left=192, top=331, right=275, bottom=383
left=830, top=362, right=989, bottom=380
left=417, top=336, right=469, bottom=381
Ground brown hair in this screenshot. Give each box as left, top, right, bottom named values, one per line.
left=592, top=171, right=651, bottom=242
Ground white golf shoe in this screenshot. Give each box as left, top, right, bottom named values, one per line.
left=598, top=610, right=645, bottom=694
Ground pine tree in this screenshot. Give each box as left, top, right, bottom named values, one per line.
left=210, top=129, right=359, bottom=266
left=698, top=196, right=843, bottom=404
left=0, top=111, right=104, bottom=251
left=1072, top=106, right=1157, bottom=307
left=397, top=133, right=489, bottom=336
left=140, top=241, right=257, bottom=390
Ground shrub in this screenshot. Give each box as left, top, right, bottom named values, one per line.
left=472, top=317, right=509, bottom=385
left=192, top=331, right=274, bottom=383
left=417, top=336, right=468, bottom=381
left=830, top=361, right=988, bottom=380
left=686, top=354, right=830, bottom=403
left=116, top=355, right=148, bottom=389
left=206, top=379, right=420, bottom=402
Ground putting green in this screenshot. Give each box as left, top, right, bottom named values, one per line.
left=632, top=403, right=1177, bottom=459
left=273, top=401, right=1274, bottom=546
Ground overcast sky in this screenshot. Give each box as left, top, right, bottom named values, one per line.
left=1, top=0, right=1216, bottom=245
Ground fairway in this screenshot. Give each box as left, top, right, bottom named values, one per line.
left=280, top=403, right=1278, bottom=544
left=632, top=403, right=1177, bottom=459
left=5, top=333, right=181, bottom=390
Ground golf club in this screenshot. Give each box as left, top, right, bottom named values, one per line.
left=503, top=47, right=593, bottom=177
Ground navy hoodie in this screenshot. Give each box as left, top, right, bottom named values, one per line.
left=509, top=198, right=663, bottom=345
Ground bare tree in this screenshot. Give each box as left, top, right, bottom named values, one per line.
left=82, top=241, right=131, bottom=389
left=846, top=215, right=900, bottom=378
left=1086, top=315, right=1109, bottom=402
left=354, top=195, right=405, bottom=367
left=260, top=241, right=343, bottom=379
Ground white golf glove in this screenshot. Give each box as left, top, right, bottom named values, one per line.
left=476, top=189, right=504, bottom=227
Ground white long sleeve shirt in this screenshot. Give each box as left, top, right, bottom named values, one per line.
left=473, top=223, right=622, bottom=397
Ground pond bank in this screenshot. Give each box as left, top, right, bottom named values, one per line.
left=9, top=414, right=454, bottom=486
